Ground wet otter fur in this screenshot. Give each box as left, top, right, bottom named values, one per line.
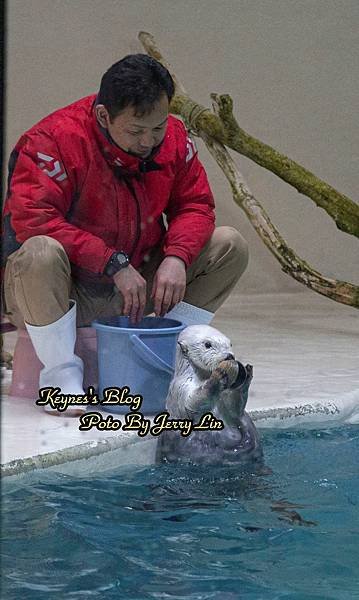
left=156, top=325, right=262, bottom=465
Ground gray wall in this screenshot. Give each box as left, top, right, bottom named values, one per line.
left=6, top=0, right=359, bottom=293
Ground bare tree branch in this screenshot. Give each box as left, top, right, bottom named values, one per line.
left=139, top=31, right=359, bottom=239
left=139, top=30, right=359, bottom=308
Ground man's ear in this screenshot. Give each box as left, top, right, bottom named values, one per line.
left=95, top=104, right=110, bottom=129
left=178, top=341, right=188, bottom=356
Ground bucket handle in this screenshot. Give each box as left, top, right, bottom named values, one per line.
left=130, top=334, right=175, bottom=376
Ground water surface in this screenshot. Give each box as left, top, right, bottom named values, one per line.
left=2, top=426, right=359, bottom=599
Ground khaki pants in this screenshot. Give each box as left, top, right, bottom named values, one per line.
left=2, top=226, right=248, bottom=328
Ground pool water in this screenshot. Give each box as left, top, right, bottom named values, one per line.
left=2, top=426, right=359, bottom=599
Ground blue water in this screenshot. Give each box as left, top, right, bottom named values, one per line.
left=1, top=426, right=359, bottom=599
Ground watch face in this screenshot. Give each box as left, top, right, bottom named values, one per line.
left=117, top=252, right=129, bottom=268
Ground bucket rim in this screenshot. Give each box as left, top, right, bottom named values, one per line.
left=92, top=315, right=186, bottom=335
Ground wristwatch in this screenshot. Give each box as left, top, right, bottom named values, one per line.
left=104, top=251, right=130, bottom=276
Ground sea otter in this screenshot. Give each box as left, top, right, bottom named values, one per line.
left=156, top=325, right=262, bottom=465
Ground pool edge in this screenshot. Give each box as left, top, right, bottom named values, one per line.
left=1, top=430, right=155, bottom=478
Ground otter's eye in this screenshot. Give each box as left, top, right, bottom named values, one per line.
left=204, top=341, right=212, bottom=349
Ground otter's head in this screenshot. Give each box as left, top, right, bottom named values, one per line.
left=177, top=325, right=235, bottom=376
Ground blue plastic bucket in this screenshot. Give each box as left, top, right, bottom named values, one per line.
left=92, top=316, right=186, bottom=414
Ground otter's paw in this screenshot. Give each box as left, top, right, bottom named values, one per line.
left=212, top=360, right=239, bottom=389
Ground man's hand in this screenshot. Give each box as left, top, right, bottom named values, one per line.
left=113, top=265, right=147, bottom=324
left=151, top=256, right=187, bottom=317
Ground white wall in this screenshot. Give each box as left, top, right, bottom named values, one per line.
left=6, top=0, right=359, bottom=293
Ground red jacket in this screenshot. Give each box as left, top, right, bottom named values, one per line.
left=3, top=94, right=215, bottom=283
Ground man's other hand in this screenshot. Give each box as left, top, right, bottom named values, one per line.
left=151, top=256, right=186, bottom=317
left=113, top=265, right=147, bottom=324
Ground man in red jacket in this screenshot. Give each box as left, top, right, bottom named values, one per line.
left=2, top=54, right=248, bottom=415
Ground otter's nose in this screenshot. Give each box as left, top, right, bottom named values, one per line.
left=226, top=353, right=235, bottom=361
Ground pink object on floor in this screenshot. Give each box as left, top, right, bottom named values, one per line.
left=9, top=327, right=98, bottom=398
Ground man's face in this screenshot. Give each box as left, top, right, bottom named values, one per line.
left=96, top=93, right=169, bottom=159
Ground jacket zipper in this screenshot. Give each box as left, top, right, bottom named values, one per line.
left=123, top=176, right=142, bottom=260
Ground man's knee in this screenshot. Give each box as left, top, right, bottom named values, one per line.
left=7, top=235, right=70, bottom=276
left=212, top=226, right=249, bottom=269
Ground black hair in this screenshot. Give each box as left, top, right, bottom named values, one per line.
left=98, top=54, right=175, bottom=120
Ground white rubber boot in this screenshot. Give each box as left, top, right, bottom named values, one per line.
left=25, top=300, right=86, bottom=417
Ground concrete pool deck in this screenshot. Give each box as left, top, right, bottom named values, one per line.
left=2, top=291, right=358, bottom=478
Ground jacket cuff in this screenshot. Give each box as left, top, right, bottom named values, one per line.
left=100, top=247, right=118, bottom=275
left=162, top=247, right=190, bottom=268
